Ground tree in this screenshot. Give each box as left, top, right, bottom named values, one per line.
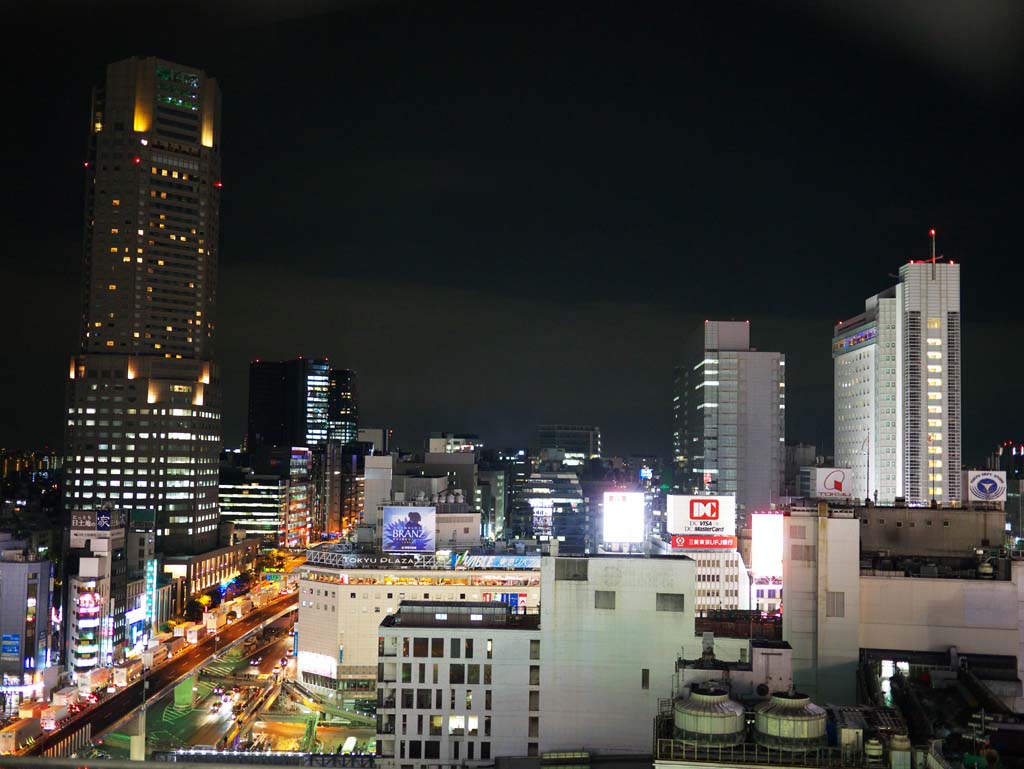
left=183, top=599, right=204, bottom=622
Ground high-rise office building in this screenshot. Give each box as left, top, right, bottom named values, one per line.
left=533, top=425, right=602, bottom=466
left=328, top=369, right=358, bottom=445
left=246, top=358, right=332, bottom=535
left=246, top=358, right=331, bottom=450
left=64, top=57, right=223, bottom=556
left=675, top=321, right=786, bottom=514
left=834, top=259, right=962, bottom=505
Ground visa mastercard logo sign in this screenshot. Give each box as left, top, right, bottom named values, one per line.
left=667, top=495, right=736, bottom=543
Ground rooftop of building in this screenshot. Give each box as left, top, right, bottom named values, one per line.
left=695, top=611, right=783, bottom=641
left=380, top=601, right=540, bottom=630
left=860, top=551, right=1014, bottom=582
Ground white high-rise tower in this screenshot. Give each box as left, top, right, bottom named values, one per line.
left=834, top=240, right=961, bottom=505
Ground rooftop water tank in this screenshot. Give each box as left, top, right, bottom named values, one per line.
left=753, top=691, right=827, bottom=751
left=673, top=685, right=746, bottom=747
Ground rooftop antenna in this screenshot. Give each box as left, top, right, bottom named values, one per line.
left=929, top=228, right=937, bottom=264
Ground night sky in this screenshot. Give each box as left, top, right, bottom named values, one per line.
left=3, top=1, right=1023, bottom=460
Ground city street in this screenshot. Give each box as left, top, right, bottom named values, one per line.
left=30, top=591, right=297, bottom=756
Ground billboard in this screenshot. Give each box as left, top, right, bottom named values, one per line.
left=812, top=468, right=852, bottom=500
left=964, top=471, right=1007, bottom=503
left=382, top=506, right=436, bottom=552
left=450, top=554, right=540, bottom=570
left=751, top=513, right=784, bottom=578
left=666, top=495, right=736, bottom=550
left=602, top=492, right=645, bottom=543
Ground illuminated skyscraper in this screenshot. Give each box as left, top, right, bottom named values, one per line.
left=834, top=257, right=962, bottom=505
left=64, top=57, right=223, bottom=556
left=676, top=321, right=786, bottom=514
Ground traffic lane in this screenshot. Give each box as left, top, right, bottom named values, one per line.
left=34, top=594, right=297, bottom=753
left=243, top=637, right=291, bottom=677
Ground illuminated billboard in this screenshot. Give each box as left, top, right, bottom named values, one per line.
left=812, top=468, right=852, bottom=500
left=666, top=495, right=736, bottom=550
left=751, top=513, right=784, bottom=578
left=602, top=492, right=645, bottom=543
left=964, top=471, right=1007, bottom=503
left=382, top=506, right=436, bottom=552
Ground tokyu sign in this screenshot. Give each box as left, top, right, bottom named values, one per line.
left=667, top=495, right=737, bottom=548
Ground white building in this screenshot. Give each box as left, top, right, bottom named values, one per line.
left=834, top=259, right=961, bottom=505
left=376, top=602, right=539, bottom=766
left=783, top=501, right=1024, bottom=712
left=649, top=537, right=750, bottom=614
left=296, top=550, right=541, bottom=703
left=376, top=554, right=700, bottom=766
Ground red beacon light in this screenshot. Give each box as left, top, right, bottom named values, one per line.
left=214, top=181, right=223, bottom=188
left=133, top=156, right=141, bottom=164
left=929, top=228, right=936, bottom=237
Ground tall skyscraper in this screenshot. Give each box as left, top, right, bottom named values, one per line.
left=246, top=358, right=339, bottom=535
left=328, top=369, right=358, bottom=445
left=834, top=258, right=962, bottom=505
left=675, top=321, right=786, bottom=514
left=64, top=57, right=223, bottom=556
left=246, top=358, right=331, bottom=450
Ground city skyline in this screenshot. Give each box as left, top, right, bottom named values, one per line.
left=3, top=1, right=1024, bottom=461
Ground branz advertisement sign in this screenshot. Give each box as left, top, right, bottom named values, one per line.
left=382, top=506, right=436, bottom=552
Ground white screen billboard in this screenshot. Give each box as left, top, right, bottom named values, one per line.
left=812, top=468, right=852, bottom=500
left=751, top=513, right=784, bottom=577
left=602, top=492, right=645, bottom=543
left=666, top=495, right=737, bottom=550
left=382, top=506, right=436, bottom=552
left=964, top=471, right=1007, bottom=503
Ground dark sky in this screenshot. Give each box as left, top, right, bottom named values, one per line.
left=3, top=0, right=1023, bottom=461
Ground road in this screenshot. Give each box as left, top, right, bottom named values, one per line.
left=29, top=591, right=298, bottom=755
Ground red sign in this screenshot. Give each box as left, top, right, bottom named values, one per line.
left=689, top=499, right=720, bottom=520
left=671, top=535, right=736, bottom=550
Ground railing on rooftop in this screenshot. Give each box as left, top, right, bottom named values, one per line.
left=655, top=739, right=864, bottom=767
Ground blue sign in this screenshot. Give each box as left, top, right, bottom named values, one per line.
left=382, top=506, right=436, bottom=552
left=1, top=634, right=20, bottom=659
left=96, top=509, right=112, bottom=531
left=450, top=554, right=540, bottom=570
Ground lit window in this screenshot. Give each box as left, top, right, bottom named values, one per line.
left=927, top=392, right=942, bottom=400
left=928, top=474, right=943, bottom=482
left=927, top=365, right=942, bottom=374
left=927, top=419, right=942, bottom=428
left=106, top=340, right=114, bottom=347
left=928, top=433, right=943, bottom=442
left=928, top=446, right=943, bottom=455
left=927, top=378, right=942, bottom=387
left=110, top=247, right=118, bottom=253
left=927, top=338, right=942, bottom=346
left=928, top=487, right=943, bottom=497
left=927, top=351, right=942, bottom=360
left=928, top=405, right=942, bottom=414
left=112, top=199, right=120, bottom=206
left=928, top=460, right=943, bottom=468
left=927, top=318, right=941, bottom=329
left=110, top=228, right=119, bottom=234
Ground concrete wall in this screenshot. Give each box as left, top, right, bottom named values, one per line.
left=538, top=555, right=696, bottom=754
left=859, top=506, right=1005, bottom=555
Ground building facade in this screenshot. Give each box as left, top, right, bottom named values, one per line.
left=532, top=425, right=601, bottom=466
left=296, top=550, right=541, bottom=704
left=218, top=468, right=288, bottom=546
left=376, top=554, right=700, bottom=765
left=0, top=540, right=52, bottom=689
left=64, top=56, right=223, bottom=556
left=676, top=321, right=785, bottom=518
left=834, top=260, right=962, bottom=505
left=66, top=509, right=128, bottom=677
